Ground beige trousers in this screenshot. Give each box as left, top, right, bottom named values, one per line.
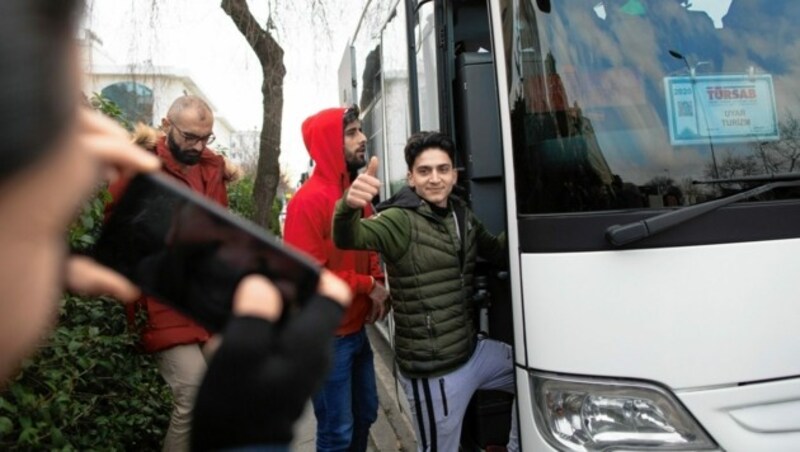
left=156, top=343, right=208, bottom=452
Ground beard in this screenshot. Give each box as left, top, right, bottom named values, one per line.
left=345, top=148, right=367, bottom=178
left=346, top=156, right=366, bottom=174
left=167, top=133, right=202, bottom=166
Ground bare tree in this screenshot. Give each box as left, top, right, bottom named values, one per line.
left=643, top=175, right=675, bottom=194
left=220, top=0, right=339, bottom=228
left=220, top=0, right=285, bottom=228
left=705, top=151, right=760, bottom=180
left=753, top=112, right=800, bottom=174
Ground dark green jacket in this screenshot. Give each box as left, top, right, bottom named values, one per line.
left=333, top=186, right=506, bottom=377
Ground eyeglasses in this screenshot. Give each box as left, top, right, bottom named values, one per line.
left=171, top=123, right=216, bottom=145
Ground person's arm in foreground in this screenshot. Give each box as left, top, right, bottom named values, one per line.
left=0, top=109, right=160, bottom=380
left=190, top=270, right=351, bottom=450
left=65, top=110, right=162, bottom=301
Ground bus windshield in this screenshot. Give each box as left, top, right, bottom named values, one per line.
left=506, top=0, right=800, bottom=214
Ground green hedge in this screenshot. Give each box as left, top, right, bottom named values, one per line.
left=226, top=174, right=283, bottom=237
left=0, top=296, right=172, bottom=450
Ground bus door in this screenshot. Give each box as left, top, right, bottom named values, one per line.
left=423, top=0, right=517, bottom=448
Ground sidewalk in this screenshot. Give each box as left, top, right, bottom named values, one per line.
left=290, top=326, right=417, bottom=451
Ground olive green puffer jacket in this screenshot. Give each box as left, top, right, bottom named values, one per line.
left=333, top=186, right=506, bottom=377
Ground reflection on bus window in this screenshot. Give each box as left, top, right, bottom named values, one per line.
left=506, top=0, right=800, bottom=214
left=383, top=3, right=412, bottom=195
left=417, top=1, right=440, bottom=131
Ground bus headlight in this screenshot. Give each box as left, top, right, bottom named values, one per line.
left=531, top=372, right=718, bottom=451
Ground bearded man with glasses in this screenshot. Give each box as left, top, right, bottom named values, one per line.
left=107, top=94, right=229, bottom=452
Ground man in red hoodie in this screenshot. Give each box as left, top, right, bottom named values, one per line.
left=108, top=95, right=227, bottom=452
left=284, top=105, right=388, bottom=451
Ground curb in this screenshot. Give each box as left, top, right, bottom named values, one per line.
left=366, top=326, right=417, bottom=452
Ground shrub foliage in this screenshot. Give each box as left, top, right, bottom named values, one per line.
left=227, top=174, right=283, bottom=237
left=0, top=296, right=172, bottom=450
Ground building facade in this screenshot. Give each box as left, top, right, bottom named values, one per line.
left=79, top=29, right=257, bottom=165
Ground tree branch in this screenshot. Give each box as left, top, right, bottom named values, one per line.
left=219, top=0, right=287, bottom=228
left=221, top=0, right=284, bottom=68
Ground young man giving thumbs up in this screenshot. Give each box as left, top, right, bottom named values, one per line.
left=333, top=131, right=519, bottom=452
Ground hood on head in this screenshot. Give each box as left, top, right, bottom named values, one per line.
left=301, top=107, right=346, bottom=185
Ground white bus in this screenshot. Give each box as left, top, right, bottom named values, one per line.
left=340, top=1, right=800, bottom=450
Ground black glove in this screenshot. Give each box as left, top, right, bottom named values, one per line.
left=191, top=294, right=344, bottom=450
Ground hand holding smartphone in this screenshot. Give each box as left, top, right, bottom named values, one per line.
left=93, top=172, right=320, bottom=332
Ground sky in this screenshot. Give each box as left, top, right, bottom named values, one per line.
left=84, top=0, right=364, bottom=184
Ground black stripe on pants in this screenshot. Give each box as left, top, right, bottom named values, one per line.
left=411, top=378, right=428, bottom=451
left=422, top=379, right=438, bottom=451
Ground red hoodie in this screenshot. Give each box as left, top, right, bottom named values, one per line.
left=284, top=108, right=383, bottom=336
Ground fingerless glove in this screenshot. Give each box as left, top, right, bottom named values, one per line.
left=191, top=295, right=344, bottom=450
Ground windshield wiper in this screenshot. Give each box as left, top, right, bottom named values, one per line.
left=606, top=174, right=800, bottom=247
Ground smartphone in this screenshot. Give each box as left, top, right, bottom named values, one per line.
left=93, top=172, right=320, bottom=332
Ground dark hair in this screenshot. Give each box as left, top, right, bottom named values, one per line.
left=403, top=131, right=456, bottom=170
left=343, top=104, right=360, bottom=130
left=0, top=0, right=84, bottom=181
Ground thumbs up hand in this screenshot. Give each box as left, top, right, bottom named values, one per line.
left=346, top=156, right=381, bottom=209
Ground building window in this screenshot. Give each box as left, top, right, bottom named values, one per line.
left=101, top=82, right=154, bottom=126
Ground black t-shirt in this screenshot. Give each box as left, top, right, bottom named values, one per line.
left=426, top=200, right=464, bottom=266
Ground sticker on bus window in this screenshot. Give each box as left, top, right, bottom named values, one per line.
left=664, top=74, right=779, bottom=145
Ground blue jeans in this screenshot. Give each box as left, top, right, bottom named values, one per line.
left=312, top=328, right=378, bottom=452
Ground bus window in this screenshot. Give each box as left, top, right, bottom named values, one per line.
left=506, top=0, right=800, bottom=215
left=416, top=1, right=440, bottom=131
left=382, top=2, right=412, bottom=195
left=351, top=0, right=398, bottom=189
